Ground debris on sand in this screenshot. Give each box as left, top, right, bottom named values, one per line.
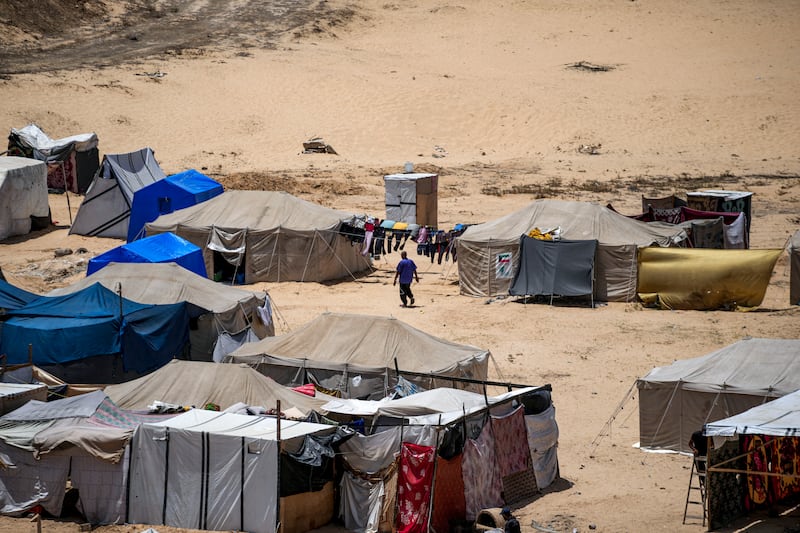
left=577, top=143, right=602, bottom=155
left=566, top=61, right=615, bottom=72
left=302, top=137, right=338, bottom=155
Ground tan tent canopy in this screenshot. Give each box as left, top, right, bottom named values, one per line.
left=456, top=199, right=686, bottom=301
left=226, top=312, right=491, bottom=399
left=145, top=190, right=371, bottom=283
left=636, top=338, right=800, bottom=453
left=48, top=262, right=271, bottom=360
left=104, top=360, right=327, bottom=416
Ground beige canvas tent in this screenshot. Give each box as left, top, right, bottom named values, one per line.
left=47, top=262, right=271, bottom=361
left=636, top=337, right=800, bottom=453
left=226, top=312, right=491, bottom=399
left=104, top=360, right=328, bottom=416
left=145, top=190, right=371, bottom=283
left=456, top=199, right=687, bottom=301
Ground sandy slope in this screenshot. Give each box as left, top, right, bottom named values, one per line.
left=1, top=1, right=799, bottom=532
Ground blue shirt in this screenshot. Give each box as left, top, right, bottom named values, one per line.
left=396, top=258, right=417, bottom=284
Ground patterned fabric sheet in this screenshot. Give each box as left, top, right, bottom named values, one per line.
left=396, top=442, right=435, bottom=533
left=461, top=422, right=503, bottom=520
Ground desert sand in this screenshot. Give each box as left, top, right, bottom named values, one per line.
left=1, top=1, right=799, bottom=532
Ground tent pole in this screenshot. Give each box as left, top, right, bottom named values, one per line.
left=276, top=400, right=282, bottom=532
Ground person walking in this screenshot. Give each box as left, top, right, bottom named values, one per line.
left=393, top=250, right=419, bottom=307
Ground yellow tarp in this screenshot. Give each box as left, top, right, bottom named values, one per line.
left=637, top=247, right=782, bottom=310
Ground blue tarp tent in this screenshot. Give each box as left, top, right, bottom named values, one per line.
left=87, top=232, right=207, bottom=277
left=0, top=279, right=39, bottom=312
left=127, top=169, right=223, bottom=242
left=0, top=283, right=189, bottom=383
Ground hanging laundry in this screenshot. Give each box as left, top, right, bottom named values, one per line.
left=256, top=294, right=273, bottom=327
left=461, top=422, right=503, bottom=520
left=491, top=406, right=532, bottom=477
left=396, top=442, right=436, bottom=533
left=431, top=454, right=467, bottom=533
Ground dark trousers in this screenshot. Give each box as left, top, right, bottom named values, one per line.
left=399, top=283, right=414, bottom=305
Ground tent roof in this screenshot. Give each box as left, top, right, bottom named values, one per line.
left=704, top=389, right=800, bottom=437
left=144, top=408, right=332, bottom=441
left=9, top=282, right=149, bottom=319
left=228, top=312, right=490, bottom=373
left=104, top=360, right=327, bottom=415
left=0, top=279, right=39, bottom=311
left=85, top=232, right=206, bottom=276
left=159, top=169, right=223, bottom=194
left=458, top=199, right=686, bottom=247
left=10, top=123, right=98, bottom=153
left=384, top=173, right=437, bottom=181
left=637, top=338, right=800, bottom=396
left=146, top=190, right=354, bottom=232
left=48, top=262, right=263, bottom=315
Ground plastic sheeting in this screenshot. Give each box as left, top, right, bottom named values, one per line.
left=87, top=232, right=207, bottom=278
left=637, top=247, right=782, bottom=310
left=0, top=156, right=48, bottom=241
left=704, top=390, right=800, bottom=438
left=509, top=236, right=597, bottom=297
left=0, top=279, right=39, bottom=312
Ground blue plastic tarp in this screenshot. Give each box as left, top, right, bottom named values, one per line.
left=0, top=283, right=189, bottom=375
left=0, top=280, right=39, bottom=311
left=87, top=232, right=207, bottom=277
left=127, top=169, right=223, bottom=242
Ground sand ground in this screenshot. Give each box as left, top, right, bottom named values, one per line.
left=1, top=1, right=799, bottom=532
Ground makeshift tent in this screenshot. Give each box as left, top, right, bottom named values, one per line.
left=637, top=247, right=782, bottom=310
left=226, top=312, right=491, bottom=399
left=0, top=383, right=47, bottom=415
left=127, top=409, right=335, bottom=533
left=509, top=236, right=598, bottom=300
left=0, top=156, right=49, bottom=241
left=7, top=124, right=99, bottom=193
left=105, top=360, right=328, bottom=416
left=0, top=279, right=38, bottom=313
left=636, top=338, right=800, bottom=453
left=0, top=283, right=189, bottom=384
left=127, top=169, right=223, bottom=242
left=48, top=262, right=271, bottom=361
left=457, top=199, right=687, bottom=301
left=145, top=190, right=371, bottom=283
left=0, top=390, right=170, bottom=524
left=69, top=147, right=166, bottom=239
left=687, top=189, right=753, bottom=233
left=790, top=230, right=800, bottom=306
left=86, top=232, right=207, bottom=277
left=705, top=389, right=800, bottom=438
left=384, top=172, right=438, bottom=227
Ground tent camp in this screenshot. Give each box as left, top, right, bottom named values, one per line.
left=637, top=247, right=782, bottom=310
left=104, top=360, right=328, bottom=416
left=636, top=338, right=800, bottom=453
left=145, top=190, right=371, bottom=283
left=0, top=156, right=49, bottom=241
left=127, top=169, right=223, bottom=242
left=127, top=409, right=336, bottom=533
left=48, top=262, right=271, bottom=361
left=85, top=232, right=207, bottom=277
left=791, top=230, right=800, bottom=306
left=0, top=283, right=189, bottom=384
left=69, top=147, right=167, bottom=239
left=7, top=124, right=99, bottom=194
left=225, top=312, right=491, bottom=399
left=0, top=390, right=170, bottom=524
left=457, top=199, right=687, bottom=301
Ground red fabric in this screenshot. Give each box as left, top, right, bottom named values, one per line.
left=291, top=383, right=316, bottom=397
left=46, top=151, right=78, bottom=193
left=432, top=454, right=466, bottom=533
left=680, top=206, right=740, bottom=225
left=396, top=442, right=435, bottom=533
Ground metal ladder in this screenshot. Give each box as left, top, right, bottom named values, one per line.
left=683, top=455, right=707, bottom=526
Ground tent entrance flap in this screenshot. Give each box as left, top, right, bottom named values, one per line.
left=509, top=236, right=597, bottom=298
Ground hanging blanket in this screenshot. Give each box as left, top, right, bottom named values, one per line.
left=462, top=422, right=503, bottom=520
left=396, top=442, right=435, bottom=533
left=431, top=454, right=466, bottom=533
left=492, top=406, right=532, bottom=477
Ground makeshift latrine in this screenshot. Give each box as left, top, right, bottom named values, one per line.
left=384, top=172, right=438, bottom=227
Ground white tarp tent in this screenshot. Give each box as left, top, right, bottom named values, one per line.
left=705, top=389, right=800, bottom=438
left=127, top=409, right=333, bottom=533
left=456, top=199, right=687, bottom=301
left=637, top=338, right=800, bottom=453
left=0, top=157, right=48, bottom=241
left=48, top=262, right=272, bottom=360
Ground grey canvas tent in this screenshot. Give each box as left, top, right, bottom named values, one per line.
left=145, top=190, right=371, bottom=283
left=104, top=360, right=328, bottom=416
left=0, top=157, right=49, bottom=241
left=226, top=312, right=491, bottom=399
left=636, top=338, right=800, bottom=453
left=509, top=236, right=598, bottom=300
left=791, top=230, right=800, bottom=306
left=69, top=148, right=166, bottom=238
left=457, top=199, right=687, bottom=301
left=47, top=262, right=272, bottom=361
